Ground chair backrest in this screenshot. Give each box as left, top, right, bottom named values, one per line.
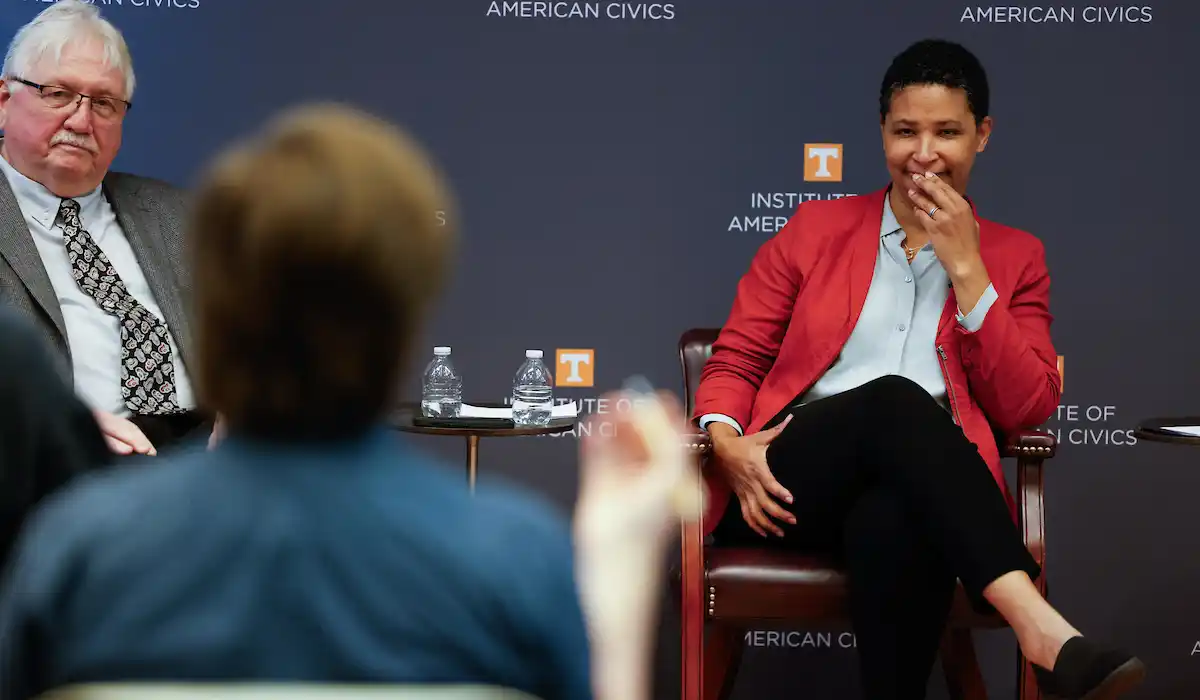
left=678, top=328, right=720, bottom=418
left=38, top=684, right=542, bottom=700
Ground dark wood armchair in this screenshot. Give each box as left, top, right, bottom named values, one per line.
left=676, top=328, right=1057, bottom=700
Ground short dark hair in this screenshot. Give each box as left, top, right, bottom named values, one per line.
left=190, top=104, right=455, bottom=442
left=879, top=39, right=989, bottom=124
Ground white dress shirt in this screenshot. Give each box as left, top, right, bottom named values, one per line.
left=0, top=156, right=195, bottom=416
left=701, top=196, right=998, bottom=435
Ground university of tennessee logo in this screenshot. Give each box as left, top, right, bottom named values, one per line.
left=804, top=143, right=843, bottom=182
left=556, top=349, right=594, bottom=387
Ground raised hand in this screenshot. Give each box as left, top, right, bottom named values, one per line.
left=573, top=385, right=702, bottom=700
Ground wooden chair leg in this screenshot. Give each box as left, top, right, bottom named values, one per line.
left=940, top=628, right=988, bottom=700
left=702, top=623, right=744, bottom=700
left=680, top=589, right=702, bottom=700
left=1018, top=573, right=1048, bottom=699
left=679, top=521, right=705, bottom=700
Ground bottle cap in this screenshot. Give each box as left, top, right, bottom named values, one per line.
left=434, top=346, right=451, bottom=355
left=525, top=349, right=543, bottom=359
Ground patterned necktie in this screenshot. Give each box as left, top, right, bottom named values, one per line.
left=59, top=198, right=181, bottom=415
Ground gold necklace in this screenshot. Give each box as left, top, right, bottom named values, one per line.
left=901, top=239, right=922, bottom=263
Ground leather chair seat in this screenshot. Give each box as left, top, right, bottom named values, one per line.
left=704, top=546, right=1007, bottom=629
left=705, top=548, right=847, bottom=622
left=708, top=548, right=845, bottom=586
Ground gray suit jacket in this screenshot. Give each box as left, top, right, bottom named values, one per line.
left=0, top=156, right=194, bottom=382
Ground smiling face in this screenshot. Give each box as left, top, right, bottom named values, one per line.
left=0, top=36, right=126, bottom=197
left=881, top=83, right=991, bottom=211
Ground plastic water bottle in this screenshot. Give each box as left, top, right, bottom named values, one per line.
left=421, top=346, right=462, bottom=418
left=512, top=349, right=553, bottom=426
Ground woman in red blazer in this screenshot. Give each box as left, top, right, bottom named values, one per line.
left=695, top=40, right=1143, bottom=700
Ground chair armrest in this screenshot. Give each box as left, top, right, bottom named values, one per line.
left=681, top=432, right=712, bottom=456
left=1003, top=430, right=1055, bottom=583
left=1001, top=429, right=1056, bottom=459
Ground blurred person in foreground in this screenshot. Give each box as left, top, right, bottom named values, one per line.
left=0, top=307, right=110, bottom=569
left=695, top=39, right=1143, bottom=699
left=0, top=105, right=602, bottom=700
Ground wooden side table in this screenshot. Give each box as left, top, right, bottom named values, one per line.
left=391, top=404, right=577, bottom=489
left=1133, top=416, right=1200, bottom=447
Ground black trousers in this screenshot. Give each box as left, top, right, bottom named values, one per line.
left=710, top=375, right=1040, bottom=700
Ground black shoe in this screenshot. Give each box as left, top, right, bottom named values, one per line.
left=1032, top=636, right=1146, bottom=699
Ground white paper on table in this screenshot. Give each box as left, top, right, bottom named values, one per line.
left=458, top=401, right=579, bottom=419
left=1161, top=425, right=1200, bottom=437
left=551, top=401, right=580, bottom=418
left=458, top=404, right=511, bottom=418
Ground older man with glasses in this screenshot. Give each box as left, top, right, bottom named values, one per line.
left=0, top=0, right=213, bottom=456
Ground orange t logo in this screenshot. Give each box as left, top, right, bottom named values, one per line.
left=556, top=349, right=594, bottom=387
left=804, top=143, right=843, bottom=182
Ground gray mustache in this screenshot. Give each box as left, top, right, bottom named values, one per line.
left=50, top=132, right=97, bottom=153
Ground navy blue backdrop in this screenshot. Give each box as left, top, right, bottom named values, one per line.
left=4, top=1, right=1197, bottom=697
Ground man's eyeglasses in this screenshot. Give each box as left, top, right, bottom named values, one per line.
left=9, top=77, right=131, bottom=120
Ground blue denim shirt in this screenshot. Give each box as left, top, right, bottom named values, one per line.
left=0, top=429, right=592, bottom=700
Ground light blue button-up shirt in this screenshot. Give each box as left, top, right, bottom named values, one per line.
left=701, top=197, right=998, bottom=435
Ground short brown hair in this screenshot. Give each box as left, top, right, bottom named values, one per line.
left=190, top=104, right=455, bottom=441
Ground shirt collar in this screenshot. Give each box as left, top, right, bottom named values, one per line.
left=880, top=191, right=903, bottom=239
left=0, top=152, right=104, bottom=229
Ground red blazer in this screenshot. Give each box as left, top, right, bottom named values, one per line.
left=694, top=187, right=1061, bottom=536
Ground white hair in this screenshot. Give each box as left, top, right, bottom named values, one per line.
left=2, top=0, right=136, bottom=100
